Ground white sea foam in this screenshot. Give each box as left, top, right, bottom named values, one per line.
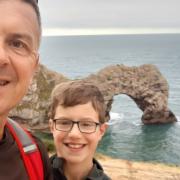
left=110, top=112, right=124, bottom=119
left=106, top=112, right=124, bottom=125
left=177, top=116, right=180, bottom=122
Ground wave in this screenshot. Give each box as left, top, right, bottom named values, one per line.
left=106, top=112, right=124, bottom=125
left=176, top=116, right=180, bottom=122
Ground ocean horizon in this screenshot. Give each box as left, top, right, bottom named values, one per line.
left=39, top=34, right=180, bottom=165
left=42, top=28, right=180, bottom=36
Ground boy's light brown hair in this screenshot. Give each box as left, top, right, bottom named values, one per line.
left=49, top=80, right=106, bottom=123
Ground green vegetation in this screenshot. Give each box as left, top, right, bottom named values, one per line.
left=43, top=139, right=55, bottom=153
left=36, top=71, right=54, bottom=101
left=34, top=131, right=55, bottom=152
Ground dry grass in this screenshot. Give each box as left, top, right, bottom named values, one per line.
left=96, top=154, right=180, bottom=180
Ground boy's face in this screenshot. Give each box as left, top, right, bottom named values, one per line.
left=49, top=102, right=107, bottom=164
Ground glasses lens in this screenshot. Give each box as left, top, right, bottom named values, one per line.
left=79, top=121, right=97, bottom=133
left=55, top=119, right=72, bottom=131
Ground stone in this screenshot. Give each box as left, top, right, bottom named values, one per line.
left=9, top=64, right=177, bottom=127
left=85, top=64, right=177, bottom=124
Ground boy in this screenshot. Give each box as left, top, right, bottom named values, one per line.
left=49, top=80, right=111, bottom=180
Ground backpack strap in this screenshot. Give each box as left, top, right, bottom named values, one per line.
left=6, top=118, right=44, bottom=180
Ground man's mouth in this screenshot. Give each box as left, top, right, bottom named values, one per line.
left=0, top=80, right=10, bottom=86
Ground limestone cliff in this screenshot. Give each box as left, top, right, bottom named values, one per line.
left=9, top=64, right=177, bottom=126
left=9, top=64, right=68, bottom=125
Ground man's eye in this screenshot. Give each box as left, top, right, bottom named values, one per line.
left=8, top=39, right=31, bottom=56
left=10, top=40, right=25, bottom=48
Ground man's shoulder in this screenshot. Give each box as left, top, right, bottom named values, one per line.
left=30, top=133, right=53, bottom=180
left=31, top=133, right=45, bottom=150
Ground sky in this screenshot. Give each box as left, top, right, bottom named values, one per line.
left=38, top=0, right=180, bottom=35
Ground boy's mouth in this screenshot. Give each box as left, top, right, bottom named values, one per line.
left=65, top=143, right=86, bottom=149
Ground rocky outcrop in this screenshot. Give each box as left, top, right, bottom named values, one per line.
left=85, top=64, right=177, bottom=124
left=9, top=64, right=177, bottom=126
left=9, top=64, right=68, bottom=125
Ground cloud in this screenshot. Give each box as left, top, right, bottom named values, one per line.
left=39, top=0, right=180, bottom=29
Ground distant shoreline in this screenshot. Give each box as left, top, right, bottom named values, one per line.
left=42, top=28, right=180, bottom=37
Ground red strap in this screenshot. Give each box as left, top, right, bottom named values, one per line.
left=6, top=122, right=44, bottom=180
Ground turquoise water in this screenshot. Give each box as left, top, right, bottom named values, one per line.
left=40, top=34, right=180, bottom=165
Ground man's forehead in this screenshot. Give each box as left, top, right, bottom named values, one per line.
left=0, top=0, right=40, bottom=48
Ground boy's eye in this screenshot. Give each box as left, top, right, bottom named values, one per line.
left=61, top=121, right=71, bottom=125
left=81, top=122, right=94, bottom=127
left=57, top=120, right=72, bottom=125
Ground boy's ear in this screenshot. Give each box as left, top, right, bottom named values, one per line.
left=99, top=123, right=108, bottom=138
left=49, top=119, right=54, bottom=132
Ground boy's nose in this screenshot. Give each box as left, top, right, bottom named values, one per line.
left=68, top=123, right=82, bottom=136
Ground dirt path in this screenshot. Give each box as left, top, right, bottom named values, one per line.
left=97, top=155, right=180, bottom=180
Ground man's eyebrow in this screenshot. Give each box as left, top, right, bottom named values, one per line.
left=9, top=33, right=33, bottom=44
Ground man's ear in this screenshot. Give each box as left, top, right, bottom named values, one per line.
left=34, top=53, right=39, bottom=70
left=29, top=53, right=39, bottom=84
left=49, top=119, right=54, bottom=133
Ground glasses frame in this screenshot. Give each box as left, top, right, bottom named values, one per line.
left=53, top=119, right=100, bottom=134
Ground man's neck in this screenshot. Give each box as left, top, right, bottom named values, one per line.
left=0, top=117, right=7, bottom=140
left=63, top=160, right=93, bottom=180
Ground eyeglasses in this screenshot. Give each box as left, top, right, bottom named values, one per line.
left=53, top=119, right=100, bottom=134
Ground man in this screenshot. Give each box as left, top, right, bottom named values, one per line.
left=0, top=0, right=52, bottom=179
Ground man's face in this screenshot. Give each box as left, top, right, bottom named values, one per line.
left=49, top=102, right=107, bottom=165
left=0, top=0, right=40, bottom=120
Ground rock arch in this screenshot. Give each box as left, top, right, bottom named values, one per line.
left=85, top=64, right=177, bottom=124
left=10, top=64, right=177, bottom=126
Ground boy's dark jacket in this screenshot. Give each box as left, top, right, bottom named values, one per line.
left=50, top=154, right=111, bottom=180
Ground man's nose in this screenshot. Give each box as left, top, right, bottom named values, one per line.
left=0, top=42, right=9, bottom=66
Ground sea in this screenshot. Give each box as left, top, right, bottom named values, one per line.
left=39, top=34, right=180, bottom=165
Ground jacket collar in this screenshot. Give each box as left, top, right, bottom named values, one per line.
left=51, top=154, right=108, bottom=180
